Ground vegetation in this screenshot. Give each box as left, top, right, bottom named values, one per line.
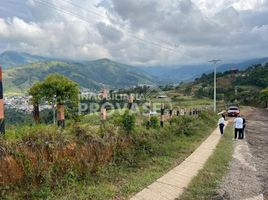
left=180, top=125, right=233, bottom=200
left=0, top=111, right=217, bottom=199
left=3, top=59, right=153, bottom=95
left=40, top=74, right=80, bottom=109
left=191, top=63, right=268, bottom=107
left=260, top=87, right=268, bottom=108
left=120, top=110, right=136, bottom=133
left=27, top=74, right=80, bottom=126
left=4, top=108, right=33, bottom=125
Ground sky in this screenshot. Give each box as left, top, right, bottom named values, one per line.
left=0, top=0, right=267, bottom=66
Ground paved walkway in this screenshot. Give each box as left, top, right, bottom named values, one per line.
left=130, top=122, right=228, bottom=200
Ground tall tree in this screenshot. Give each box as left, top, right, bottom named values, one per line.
left=42, top=74, right=80, bottom=128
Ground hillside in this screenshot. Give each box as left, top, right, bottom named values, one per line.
left=3, top=59, right=154, bottom=95
left=190, top=63, right=268, bottom=106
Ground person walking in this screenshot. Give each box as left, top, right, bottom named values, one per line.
left=233, top=114, right=243, bottom=140
left=218, top=114, right=225, bottom=135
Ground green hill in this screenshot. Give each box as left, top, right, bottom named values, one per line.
left=3, top=59, right=154, bottom=95
left=190, top=63, right=268, bottom=106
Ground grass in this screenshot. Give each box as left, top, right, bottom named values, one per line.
left=45, top=137, right=215, bottom=200
left=38, top=114, right=217, bottom=199
left=179, top=125, right=233, bottom=200
left=0, top=112, right=218, bottom=200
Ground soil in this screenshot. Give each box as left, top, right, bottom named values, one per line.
left=218, top=107, right=268, bottom=200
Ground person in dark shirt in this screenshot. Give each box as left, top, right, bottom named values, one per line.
left=242, top=117, right=246, bottom=139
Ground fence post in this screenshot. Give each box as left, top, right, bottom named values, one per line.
left=160, top=103, right=164, bottom=128
left=0, top=66, right=4, bottom=134
left=57, top=103, right=65, bottom=128
left=100, top=88, right=108, bottom=127
left=147, top=111, right=151, bottom=128
left=127, top=94, right=134, bottom=110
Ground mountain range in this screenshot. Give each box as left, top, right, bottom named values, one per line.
left=1, top=51, right=268, bottom=95
left=3, top=59, right=153, bottom=95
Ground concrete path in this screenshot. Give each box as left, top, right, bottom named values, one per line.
left=130, top=122, right=228, bottom=200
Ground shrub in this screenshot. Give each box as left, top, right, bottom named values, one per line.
left=120, top=111, right=136, bottom=134
left=150, top=116, right=160, bottom=129
left=170, top=116, right=196, bottom=136
left=199, top=111, right=217, bottom=125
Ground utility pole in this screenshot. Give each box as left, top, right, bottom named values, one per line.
left=208, top=60, right=221, bottom=113
left=53, top=95, right=56, bottom=125
left=235, top=86, right=238, bottom=103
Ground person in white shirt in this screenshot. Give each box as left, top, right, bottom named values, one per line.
left=218, top=114, right=225, bottom=135
left=233, top=114, right=244, bottom=140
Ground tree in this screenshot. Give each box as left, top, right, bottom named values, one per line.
left=28, top=74, right=80, bottom=127
left=260, top=87, right=268, bottom=108
left=28, top=81, right=44, bottom=123
left=42, top=74, right=80, bottom=128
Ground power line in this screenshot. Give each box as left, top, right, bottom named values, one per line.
left=33, top=0, right=182, bottom=54
left=58, top=0, right=180, bottom=49
left=62, top=0, right=121, bottom=25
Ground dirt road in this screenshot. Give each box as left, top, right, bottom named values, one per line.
left=218, top=107, right=268, bottom=200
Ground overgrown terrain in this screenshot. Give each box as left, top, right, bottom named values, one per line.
left=0, top=111, right=217, bottom=200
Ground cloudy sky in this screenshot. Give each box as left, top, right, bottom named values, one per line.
left=0, top=0, right=267, bottom=65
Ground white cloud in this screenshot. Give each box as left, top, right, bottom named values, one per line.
left=0, top=0, right=268, bottom=65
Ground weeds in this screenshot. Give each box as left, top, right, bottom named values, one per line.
left=0, top=111, right=217, bottom=199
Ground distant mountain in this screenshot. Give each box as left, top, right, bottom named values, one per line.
left=0, top=51, right=75, bottom=68
left=216, top=57, right=268, bottom=72
left=143, top=57, right=268, bottom=83
left=3, top=59, right=154, bottom=95
left=0, top=51, right=51, bottom=68
left=1, top=51, right=268, bottom=93
left=143, top=65, right=212, bottom=84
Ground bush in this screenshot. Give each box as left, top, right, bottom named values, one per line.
left=120, top=111, right=136, bottom=134
left=170, top=116, right=196, bottom=136
left=149, top=116, right=160, bottom=129
left=199, top=111, right=217, bottom=125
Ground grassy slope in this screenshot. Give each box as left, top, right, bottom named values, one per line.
left=179, top=125, right=233, bottom=200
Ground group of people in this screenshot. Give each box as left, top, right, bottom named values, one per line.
left=218, top=113, right=246, bottom=140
